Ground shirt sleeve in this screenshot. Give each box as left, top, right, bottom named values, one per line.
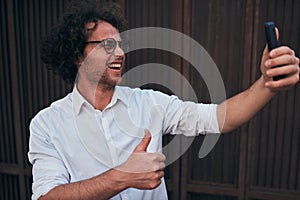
left=28, top=113, right=70, bottom=200
left=162, top=95, right=220, bottom=136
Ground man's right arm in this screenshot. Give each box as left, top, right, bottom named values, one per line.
left=39, top=168, right=126, bottom=200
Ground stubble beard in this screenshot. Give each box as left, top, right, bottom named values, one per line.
left=96, top=69, right=122, bottom=92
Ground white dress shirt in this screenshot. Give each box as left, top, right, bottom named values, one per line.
left=28, top=85, right=220, bottom=200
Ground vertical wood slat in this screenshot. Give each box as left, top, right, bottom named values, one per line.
left=181, top=0, right=190, bottom=99
left=0, top=0, right=11, bottom=164
left=271, top=0, right=290, bottom=188
left=35, top=0, right=44, bottom=108
left=283, top=0, right=300, bottom=189
left=28, top=0, right=38, bottom=113
left=211, top=0, right=224, bottom=105
left=40, top=0, right=49, bottom=110
left=23, top=0, right=34, bottom=123
left=7, top=0, right=26, bottom=198
left=1, top=0, right=18, bottom=165
left=22, top=0, right=34, bottom=169
left=239, top=0, right=259, bottom=198
left=289, top=91, right=300, bottom=190
left=5, top=0, right=20, bottom=198
left=14, top=0, right=27, bottom=197
left=251, top=1, right=268, bottom=189
left=273, top=97, right=285, bottom=188
left=221, top=0, right=243, bottom=186
left=180, top=1, right=191, bottom=200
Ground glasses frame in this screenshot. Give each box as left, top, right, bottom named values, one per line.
left=86, top=38, right=128, bottom=54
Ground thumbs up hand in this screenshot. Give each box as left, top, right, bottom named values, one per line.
left=115, top=130, right=166, bottom=190
left=133, top=129, right=152, bottom=152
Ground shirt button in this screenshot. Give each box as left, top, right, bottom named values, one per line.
left=95, top=110, right=102, bottom=116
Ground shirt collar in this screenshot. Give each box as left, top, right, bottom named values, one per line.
left=110, top=86, right=130, bottom=107
left=72, top=85, right=91, bottom=115
left=72, top=85, right=130, bottom=115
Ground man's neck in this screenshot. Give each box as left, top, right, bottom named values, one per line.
left=77, top=81, right=115, bottom=111
left=94, top=84, right=115, bottom=111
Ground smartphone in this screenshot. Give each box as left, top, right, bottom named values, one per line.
left=264, top=22, right=285, bottom=81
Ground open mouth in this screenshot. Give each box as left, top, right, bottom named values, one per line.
left=108, top=62, right=122, bottom=70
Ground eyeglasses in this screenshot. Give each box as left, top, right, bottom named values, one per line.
left=86, top=38, right=129, bottom=54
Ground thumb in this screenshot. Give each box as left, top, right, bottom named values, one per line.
left=275, top=27, right=279, bottom=40
left=133, top=129, right=151, bottom=152
left=264, top=27, right=280, bottom=55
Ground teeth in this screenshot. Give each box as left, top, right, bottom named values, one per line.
left=109, top=63, right=121, bottom=68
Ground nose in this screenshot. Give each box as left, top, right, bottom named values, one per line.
left=114, top=43, right=125, bottom=57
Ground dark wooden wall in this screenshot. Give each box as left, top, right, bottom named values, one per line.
left=1, top=0, right=299, bottom=199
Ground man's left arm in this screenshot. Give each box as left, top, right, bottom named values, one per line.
left=217, top=44, right=299, bottom=133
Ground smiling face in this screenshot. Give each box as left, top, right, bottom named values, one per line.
left=77, top=21, right=125, bottom=89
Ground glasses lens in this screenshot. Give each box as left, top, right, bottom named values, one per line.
left=119, top=41, right=129, bottom=52
left=104, top=38, right=117, bottom=53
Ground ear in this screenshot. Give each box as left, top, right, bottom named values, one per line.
left=76, top=57, right=84, bottom=69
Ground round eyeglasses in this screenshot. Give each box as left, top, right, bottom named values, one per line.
left=86, top=38, right=129, bottom=54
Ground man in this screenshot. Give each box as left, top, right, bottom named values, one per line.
left=28, top=0, right=300, bottom=200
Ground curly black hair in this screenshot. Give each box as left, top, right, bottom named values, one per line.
left=41, top=0, right=128, bottom=83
